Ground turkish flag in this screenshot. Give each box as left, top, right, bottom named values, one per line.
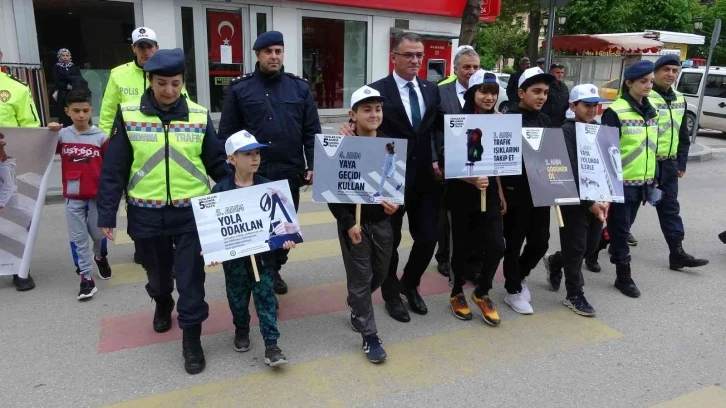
left=208, top=11, right=243, bottom=64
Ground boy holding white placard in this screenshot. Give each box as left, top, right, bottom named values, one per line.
left=328, top=85, right=399, bottom=364
left=542, top=84, right=609, bottom=317
left=211, top=129, right=297, bottom=368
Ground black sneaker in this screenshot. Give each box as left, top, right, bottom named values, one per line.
left=348, top=304, right=359, bottom=333
left=77, top=278, right=97, bottom=300
left=264, top=344, right=289, bottom=367
left=719, top=231, right=726, bottom=244
left=563, top=294, right=596, bottom=317
left=13, top=274, right=35, bottom=291
left=233, top=328, right=250, bottom=352
left=273, top=271, right=288, bottom=295
left=95, top=256, right=112, bottom=280
left=627, top=233, right=638, bottom=246
left=437, top=261, right=450, bottom=277
left=543, top=253, right=562, bottom=291
left=363, top=334, right=387, bottom=363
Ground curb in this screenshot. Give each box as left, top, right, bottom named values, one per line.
left=688, top=143, right=713, bottom=163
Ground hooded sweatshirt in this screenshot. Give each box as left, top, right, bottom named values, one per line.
left=56, top=125, right=109, bottom=199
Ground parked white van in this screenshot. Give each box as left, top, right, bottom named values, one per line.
left=676, top=67, right=726, bottom=134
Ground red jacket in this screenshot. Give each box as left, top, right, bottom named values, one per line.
left=56, top=125, right=108, bottom=199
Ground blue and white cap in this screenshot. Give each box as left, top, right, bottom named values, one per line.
left=225, top=130, right=268, bottom=155
left=350, top=85, right=385, bottom=108
left=569, top=84, right=604, bottom=103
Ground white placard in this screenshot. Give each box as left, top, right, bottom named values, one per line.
left=220, top=45, right=233, bottom=64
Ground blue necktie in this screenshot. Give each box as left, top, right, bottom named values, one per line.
left=406, top=82, right=422, bottom=132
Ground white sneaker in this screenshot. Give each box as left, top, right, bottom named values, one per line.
left=504, top=293, right=534, bottom=315
left=520, top=280, right=531, bottom=302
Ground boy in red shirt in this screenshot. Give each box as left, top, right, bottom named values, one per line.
left=54, top=90, right=112, bottom=300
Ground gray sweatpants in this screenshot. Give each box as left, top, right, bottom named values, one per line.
left=338, top=218, right=393, bottom=337
left=66, top=198, right=105, bottom=279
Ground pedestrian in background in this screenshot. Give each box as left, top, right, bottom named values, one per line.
left=541, top=63, right=569, bottom=127
left=506, top=57, right=530, bottom=110
left=53, top=48, right=89, bottom=127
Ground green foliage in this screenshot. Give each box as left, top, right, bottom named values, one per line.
left=689, top=0, right=726, bottom=65
left=477, top=19, right=529, bottom=67
left=502, top=66, right=515, bottom=74
left=561, top=0, right=693, bottom=34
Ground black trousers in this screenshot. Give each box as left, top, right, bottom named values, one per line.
left=450, top=203, right=505, bottom=297
left=551, top=205, right=603, bottom=297
left=435, top=182, right=450, bottom=264
left=139, top=232, right=208, bottom=329
left=502, top=205, right=550, bottom=294
left=381, top=190, right=439, bottom=302
left=656, top=159, right=685, bottom=249
left=607, top=198, right=642, bottom=266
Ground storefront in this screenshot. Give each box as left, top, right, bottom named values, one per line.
left=0, top=0, right=501, bottom=121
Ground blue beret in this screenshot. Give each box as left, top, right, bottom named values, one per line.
left=624, top=60, right=655, bottom=80
left=144, top=48, right=185, bottom=76
left=253, top=31, right=284, bottom=51
left=654, top=54, right=681, bottom=70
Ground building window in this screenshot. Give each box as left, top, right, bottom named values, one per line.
left=302, top=17, right=367, bottom=109
left=206, top=9, right=244, bottom=112
left=181, top=7, right=198, bottom=102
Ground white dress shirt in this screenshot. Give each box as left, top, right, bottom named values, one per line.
left=392, top=71, right=427, bottom=127
left=455, top=80, right=467, bottom=108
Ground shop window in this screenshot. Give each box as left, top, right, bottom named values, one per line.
left=207, top=10, right=244, bottom=112
left=181, top=7, right=198, bottom=102
left=302, top=17, right=367, bottom=109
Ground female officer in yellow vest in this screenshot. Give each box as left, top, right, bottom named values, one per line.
left=601, top=60, right=659, bottom=299
left=96, top=49, right=230, bottom=375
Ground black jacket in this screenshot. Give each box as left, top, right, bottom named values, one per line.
left=652, top=84, right=691, bottom=171
left=502, top=104, right=551, bottom=207
left=217, top=64, right=320, bottom=181
left=96, top=89, right=230, bottom=238
left=561, top=118, right=597, bottom=209
left=53, top=64, right=89, bottom=101
left=212, top=173, right=277, bottom=270
left=368, top=74, right=444, bottom=193
left=541, top=81, right=570, bottom=127
left=506, top=70, right=524, bottom=108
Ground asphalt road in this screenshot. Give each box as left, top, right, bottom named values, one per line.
left=1, top=132, right=725, bottom=407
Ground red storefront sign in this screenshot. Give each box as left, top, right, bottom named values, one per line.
left=207, top=11, right=243, bottom=64
left=299, top=0, right=501, bottom=21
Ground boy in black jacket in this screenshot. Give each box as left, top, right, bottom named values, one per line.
left=501, top=67, right=554, bottom=315
left=211, top=130, right=297, bottom=368
left=542, top=84, right=609, bottom=317
left=329, top=86, right=399, bottom=364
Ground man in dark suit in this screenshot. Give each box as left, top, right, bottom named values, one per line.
left=434, top=47, right=480, bottom=278
left=506, top=57, right=530, bottom=110
left=341, top=32, right=444, bottom=323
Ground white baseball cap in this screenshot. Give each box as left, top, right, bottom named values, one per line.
left=518, top=67, right=555, bottom=89
left=467, top=69, right=498, bottom=90
left=132, top=27, right=158, bottom=45
left=225, top=130, right=268, bottom=155
left=350, top=85, right=385, bottom=109
left=569, top=84, right=604, bottom=103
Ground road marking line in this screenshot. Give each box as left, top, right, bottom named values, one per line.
left=105, top=309, right=622, bottom=407
left=651, top=386, right=726, bottom=407
left=108, top=232, right=413, bottom=286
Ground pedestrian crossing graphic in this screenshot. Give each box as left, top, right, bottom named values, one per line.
left=317, top=160, right=406, bottom=204
left=0, top=172, right=40, bottom=270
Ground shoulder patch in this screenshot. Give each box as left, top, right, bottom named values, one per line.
left=4, top=72, right=28, bottom=87
left=285, top=72, right=307, bottom=82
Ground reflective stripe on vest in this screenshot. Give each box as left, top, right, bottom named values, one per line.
left=610, top=98, right=658, bottom=185
left=120, top=102, right=211, bottom=208
left=649, top=89, right=685, bottom=159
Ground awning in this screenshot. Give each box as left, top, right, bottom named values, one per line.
left=543, top=34, right=664, bottom=54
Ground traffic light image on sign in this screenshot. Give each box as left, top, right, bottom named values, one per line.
left=467, top=128, right=484, bottom=163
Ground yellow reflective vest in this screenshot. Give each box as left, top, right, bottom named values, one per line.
left=610, top=98, right=659, bottom=185
left=648, top=89, right=685, bottom=160
left=120, top=100, right=211, bottom=208
left=438, top=73, right=457, bottom=86
left=0, top=72, right=40, bottom=127
left=99, top=61, right=188, bottom=135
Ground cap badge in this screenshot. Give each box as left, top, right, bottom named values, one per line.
left=139, top=28, right=146, bottom=34
left=364, top=89, right=371, bottom=95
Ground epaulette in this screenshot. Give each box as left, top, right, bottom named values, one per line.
left=110, top=62, right=133, bottom=73
left=285, top=72, right=307, bottom=82
left=4, top=72, right=28, bottom=86
left=230, top=73, right=254, bottom=85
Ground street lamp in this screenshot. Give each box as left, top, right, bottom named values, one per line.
left=542, top=11, right=549, bottom=28
left=691, top=17, right=721, bottom=144
left=558, top=12, right=568, bottom=26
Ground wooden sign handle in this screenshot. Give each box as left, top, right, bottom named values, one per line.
left=355, top=204, right=361, bottom=227
left=250, top=254, right=260, bottom=282
left=555, top=205, right=564, bottom=228
left=481, top=189, right=486, bottom=212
